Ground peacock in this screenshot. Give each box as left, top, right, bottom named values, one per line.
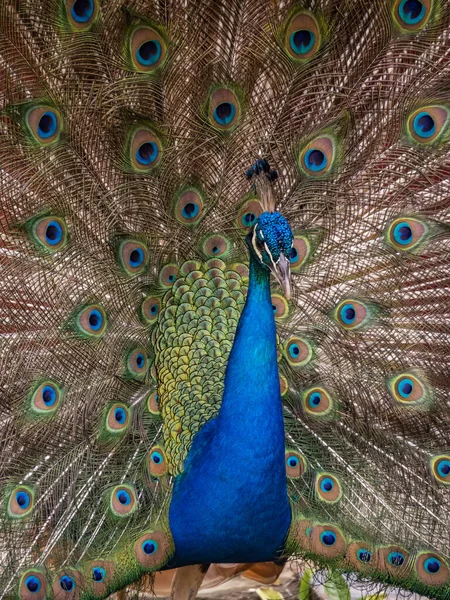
left=1, top=0, right=450, bottom=598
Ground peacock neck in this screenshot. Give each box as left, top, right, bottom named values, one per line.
left=168, top=251, right=291, bottom=566
left=217, top=253, right=280, bottom=429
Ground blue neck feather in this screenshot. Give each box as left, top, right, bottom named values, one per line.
left=168, top=254, right=291, bottom=566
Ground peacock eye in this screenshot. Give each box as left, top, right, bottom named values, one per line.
left=27, top=215, right=68, bottom=253
left=128, top=128, right=163, bottom=172
left=59, top=575, right=75, bottom=591
left=148, top=445, right=168, bottom=477
left=285, top=11, right=321, bottom=60
left=30, top=380, right=63, bottom=415
left=92, top=567, right=106, bottom=582
left=117, top=240, right=149, bottom=277
left=208, top=88, right=241, bottom=131
left=65, top=0, right=99, bottom=30
left=129, top=27, right=167, bottom=72
left=8, top=486, right=35, bottom=518
left=174, top=188, right=204, bottom=226
left=393, top=0, right=432, bottom=31
left=110, top=485, right=137, bottom=516
left=299, top=135, right=336, bottom=177
left=357, top=549, right=372, bottom=563
left=303, top=386, right=333, bottom=417
left=26, top=106, right=62, bottom=146
left=407, top=106, right=449, bottom=144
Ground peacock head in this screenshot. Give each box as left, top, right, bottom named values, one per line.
left=246, top=160, right=293, bottom=300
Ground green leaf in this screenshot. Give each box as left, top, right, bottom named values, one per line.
left=298, top=568, right=314, bottom=600
left=256, top=587, right=284, bottom=600
left=323, top=571, right=351, bottom=600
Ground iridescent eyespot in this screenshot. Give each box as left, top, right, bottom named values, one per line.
left=285, top=337, right=313, bottom=367
left=321, top=530, right=336, bottom=546
left=110, top=484, right=137, bottom=517
left=8, top=486, right=34, bottom=518
left=28, top=216, right=68, bottom=253
left=126, top=347, right=148, bottom=379
left=30, top=380, right=63, bottom=415
left=26, top=106, right=62, bottom=146
left=271, top=294, right=289, bottom=321
left=141, top=296, right=161, bottom=325
left=92, top=567, right=106, bottom=582
left=386, top=217, right=428, bottom=252
left=159, top=264, right=179, bottom=287
left=379, top=546, right=409, bottom=575
left=129, top=26, right=167, bottom=72
left=75, top=304, right=107, bottom=339
left=235, top=198, right=263, bottom=232
left=311, top=525, right=346, bottom=558
left=357, top=549, right=372, bottom=563
left=58, top=575, right=75, bottom=592
left=106, top=403, right=130, bottom=433
left=285, top=11, right=321, bottom=60
left=202, top=234, right=232, bottom=259
left=388, top=372, right=430, bottom=407
left=299, top=135, right=335, bottom=177
left=334, top=299, right=370, bottom=331
left=174, top=188, right=204, bottom=226
left=148, top=445, right=168, bottom=477
left=20, top=571, right=47, bottom=599
left=289, top=234, right=312, bottom=272
left=416, top=553, right=449, bottom=586
left=147, top=390, right=160, bottom=415
left=393, top=0, right=433, bottom=31
left=128, top=128, right=163, bottom=172
left=65, top=0, right=99, bottom=30
left=208, top=88, right=241, bottom=131
left=117, top=240, right=149, bottom=277
left=285, top=450, right=306, bottom=479
left=303, top=387, right=333, bottom=417
left=135, top=530, right=170, bottom=569
left=430, top=455, right=450, bottom=485
left=316, top=473, right=342, bottom=503
left=407, top=106, right=449, bottom=144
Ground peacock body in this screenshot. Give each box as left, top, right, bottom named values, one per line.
left=1, top=0, right=450, bottom=598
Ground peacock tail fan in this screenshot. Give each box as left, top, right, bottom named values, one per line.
left=0, top=0, right=450, bottom=598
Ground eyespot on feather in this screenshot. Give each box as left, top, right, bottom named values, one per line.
left=289, top=234, right=311, bottom=272
left=392, top=0, right=433, bottom=31
left=310, top=524, right=346, bottom=558
left=110, top=484, right=137, bottom=517
left=19, top=570, right=47, bottom=600
left=430, top=455, right=450, bottom=485
left=285, top=450, right=307, bottom=479
left=407, top=106, right=449, bottom=144
left=299, top=135, right=335, bottom=177
left=106, top=403, right=130, bottom=433
left=279, top=375, right=288, bottom=397
left=64, top=0, right=99, bottom=31
left=8, top=486, right=35, bottom=518
left=386, top=217, right=428, bottom=251
left=52, top=569, right=84, bottom=598
left=129, top=26, right=167, bottom=72
left=117, top=240, right=149, bottom=277
left=159, top=264, right=179, bottom=287
left=315, top=473, right=342, bottom=503
left=378, top=546, right=411, bottom=577
left=285, top=11, right=321, bottom=60
left=303, top=386, right=333, bottom=417
left=236, top=198, right=263, bottom=231
left=201, top=234, right=232, bottom=259
left=129, top=128, right=163, bottom=172
left=388, top=372, right=429, bottom=407
left=416, top=552, right=449, bottom=586
left=135, top=530, right=171, bottom=570
left=148, top=446, right=168, bottom=477
left=346, top=542, right=376, bottom=571
left=26, top=106, right=62, bottom=146
left=75, top=304, right=107, bottom=339
left=285, top=337, right=313, bottom=367
left=271, top=294, right=289, bottom=320
left=28, top=216, right=68, bottom=253
left=208, top=88, right=241, bottom=131
left=333, top=299, right=369, bottom=331
left=174, top=188, right=204, bottom=226
left=141, top=296, right=161, bottom=325
left=291, top=518, right=313, bottom=551
left=30, top=380, right=63, bottom=415
left=147, top=391, right=160, bottom=415
left=88, top=560, right=115, bottom=596
left=126, top=347, right=148, bottom=379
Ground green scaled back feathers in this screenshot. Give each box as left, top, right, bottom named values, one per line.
left=0, top=0, right=450, bottom=599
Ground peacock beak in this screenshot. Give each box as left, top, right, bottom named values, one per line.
left=271, top=253, right=291, bottom=300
